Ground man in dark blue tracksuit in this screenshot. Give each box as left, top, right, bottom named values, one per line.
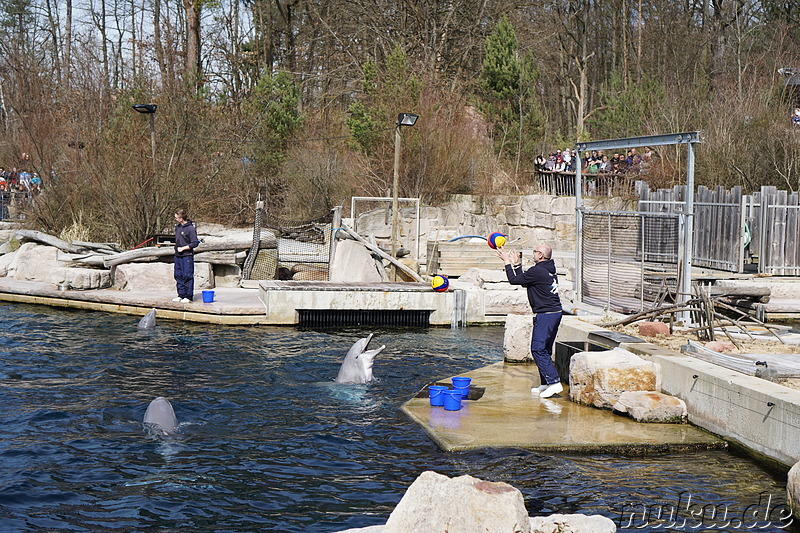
left=173, top=209, right=200, bottom=303
left=497, top=243, right=564, bottom=398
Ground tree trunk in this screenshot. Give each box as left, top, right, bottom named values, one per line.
left=153, top=0, right=169, bottom=85
left=183, top=0, right=202, bottom=90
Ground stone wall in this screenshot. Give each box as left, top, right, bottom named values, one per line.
left=352, top=194, right=630, bottom=264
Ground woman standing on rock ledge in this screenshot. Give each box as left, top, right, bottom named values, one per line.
left=172, top=208, right=200, bottom=303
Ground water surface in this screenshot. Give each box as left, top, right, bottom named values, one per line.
left=0, top=304, right=792, bottom=532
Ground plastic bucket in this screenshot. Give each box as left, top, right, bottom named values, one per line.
left=442, top=389, right=463, bottom=411
left=202, top=290, right=215, bottom=303
left=451, top=377, right=471, bottom=399
left=429, top=385, right=448, bottom=407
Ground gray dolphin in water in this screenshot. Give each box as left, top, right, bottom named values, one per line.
left=143, top=397, right=178, bottom=435
left=137, top=309, right=157, bottom=331
left=335, top=334, right=385, bottom=384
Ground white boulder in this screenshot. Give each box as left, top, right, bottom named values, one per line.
left=569, top=348, right=661, bottom=409
left=113, top=262, right=213, bottom=291
left=504, top=314, right=534, bottom=363
left=529, top=513, right=617, bottom=533
left=612, top=391, right=687, bottom=423
left=383, top=471, right=531, bottom=533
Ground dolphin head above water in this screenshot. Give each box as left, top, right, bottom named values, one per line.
left=137, top=309, right=157, bottom=331
left=143, top=397, right=178, bottom=436
left=335, top=334, right=385, bottom=384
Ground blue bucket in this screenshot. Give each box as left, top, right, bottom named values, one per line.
left=429, top=385, right=448, bottom=407
left=442, top=389, right=463, bottom=411
left=202, top=290, right=215, bottom=303
left=451, top=376, right=471, bottom=399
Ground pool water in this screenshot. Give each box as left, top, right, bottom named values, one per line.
left=0, top=303, right=793, bottom=532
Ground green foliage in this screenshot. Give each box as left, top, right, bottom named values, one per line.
left=588, top=73, right=667, bottom=139
left=481, top=15, right=520, bottom=100
left=248, top=69, right=302, bottom=169
left=346, top=102, right=382, bottom=153
left=346, top=46, right=423, bottom=155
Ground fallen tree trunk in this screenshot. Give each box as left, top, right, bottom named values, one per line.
left=104, top=238, right=267, bottom=267
left=15, top=230, right=86, bottom=254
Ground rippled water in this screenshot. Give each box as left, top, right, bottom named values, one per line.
left=0, top=303, right=793, bottom=532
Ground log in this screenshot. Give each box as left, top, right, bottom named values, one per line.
left=194, top=251, right=247, bottom=264
left=702, top=286, right=771, bottom=298
left=72, top=241, right=123, bottom=254
left=338, top=224, right=423, bottom=282
left=103, top=239, right=265, bottom=267
left=15, top=229, right=86, bottom=254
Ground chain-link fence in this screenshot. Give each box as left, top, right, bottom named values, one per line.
left=581, top=210, right=680, bottom=313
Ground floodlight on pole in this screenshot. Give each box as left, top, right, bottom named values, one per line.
left=391, top=113, right=419, bottom=280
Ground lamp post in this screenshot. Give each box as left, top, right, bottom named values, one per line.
left=132, top=104, right=157, bottom=170
left=391, top=112, right=419, bottom=281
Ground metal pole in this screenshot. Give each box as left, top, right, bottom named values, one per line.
left=391, top=124, right=401, bottom=281
left=679, top=142, right=696, bottom=325
left=149, top=113, right=156, bottom=170
left=575, top=148, right=583, bottom=302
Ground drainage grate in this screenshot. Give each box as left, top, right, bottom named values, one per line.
left=298, top=309, right=431, bottom=328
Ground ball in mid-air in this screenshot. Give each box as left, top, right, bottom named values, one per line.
left=487, top=232, right=507, bottom=249
left=431, top=275, right=449, bottom=292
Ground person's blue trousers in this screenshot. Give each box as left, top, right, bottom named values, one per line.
left=532, top=311, right=562, bottom=386
left=174, top=255, right=194, bottom=300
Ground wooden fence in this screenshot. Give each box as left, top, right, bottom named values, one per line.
left=637, top=182, right=744, bottom=272
left=748, top=186, right=800, bottom=275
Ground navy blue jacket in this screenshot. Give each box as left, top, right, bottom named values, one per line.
left=504, top=258, right=562, bottom=313
left=174, top=219, right=200, bottom=257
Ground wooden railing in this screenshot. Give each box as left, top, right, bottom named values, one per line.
left=533, top=171, right=639, bottom=198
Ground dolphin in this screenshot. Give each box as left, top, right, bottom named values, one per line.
left=143, top=397, right=178, bottom=436
left=137, top=309, right=157, bottom=331
left=335, top=334, right=385, bottom=384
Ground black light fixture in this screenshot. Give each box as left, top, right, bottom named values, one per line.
left=397, top=113, right=419, bottom=127
left=132, top=104, right=157, bottom=114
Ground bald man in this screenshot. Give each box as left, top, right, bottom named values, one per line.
left=496, top=243, right=564, bottom=398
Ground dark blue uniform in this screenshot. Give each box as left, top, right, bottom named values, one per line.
left=505, top=258, right=563, bottom=386
left=174, top=219, right=200, bottom=301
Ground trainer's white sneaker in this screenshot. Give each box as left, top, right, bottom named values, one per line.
left=539, top=382, right=564, bottom=398
left=530, top=384, right=549, bottom=395
left=180, top=298, right=191, bottom=303
left=172, top=297, right=182, bottom=302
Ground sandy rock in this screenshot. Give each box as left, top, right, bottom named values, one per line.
left=213, top=264, right=242, bottom=288
left=0, top=250, right=15, bottom=277
left=704, top=341, right=736, bottom=353
left=529, top=513, right=617, bottom=533
left=383, top=471, right=531, bottom=533
left=787, top=461, right=800, bottom=518
left=504, top=314, right=534, bottom=363
left=330, top=240, right=384, bottom=283
left=292, top=270, right=328, bottom=281
left=50, top=267, right=112, bottom=290
left=569, top=348, right=661, bottom=409
left=11, top=243, right=60, bottom=282
left=486, top=290, right=531, bottom=316
left=113, top=262, right=213, bottom=291
left=612, top=391, right=687, bottom=423
left=638, top=321, right=670, bottom=337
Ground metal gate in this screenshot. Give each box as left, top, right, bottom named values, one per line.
left=580, top=210, right=680, bottom=313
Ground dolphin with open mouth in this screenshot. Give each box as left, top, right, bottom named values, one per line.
left=334, top=334, right=385, bottom=384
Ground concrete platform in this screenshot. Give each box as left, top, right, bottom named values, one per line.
left=0, top=279, right=269, bottom=324
left=402, top=362, right=724, bottom=453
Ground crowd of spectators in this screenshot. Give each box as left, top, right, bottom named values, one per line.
left=0, top=166, right=43, bottom=194
left=534, top=146, right=658, bottom=175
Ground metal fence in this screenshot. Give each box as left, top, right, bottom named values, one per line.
left=0, top=192, right=32, bottom=220
left=535, top=171, right=639, bottom=198
left=580, top=210, right=680, bottom=313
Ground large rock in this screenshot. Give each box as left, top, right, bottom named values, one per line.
left=51, top=267, right=112, bottom=290
left=569, top=348, right=661, bottom=409
left=383, top=471, right=531, bottom=533
left=612, top=391, right=687, bottom=423
left=330, top=240, right=385, bottom=283
left=485, top=290, right=531, bottom=316
left=529, top=513, right=617, bottom=533
left=787, top=461, right=800, bottom=518
left=504, top=314, right=534, bottom=363
left=213, top=264, right=242, bottom=287
left=10, top=243, right=61, bottom=282
left=113, top=262, right=214, bottom=291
